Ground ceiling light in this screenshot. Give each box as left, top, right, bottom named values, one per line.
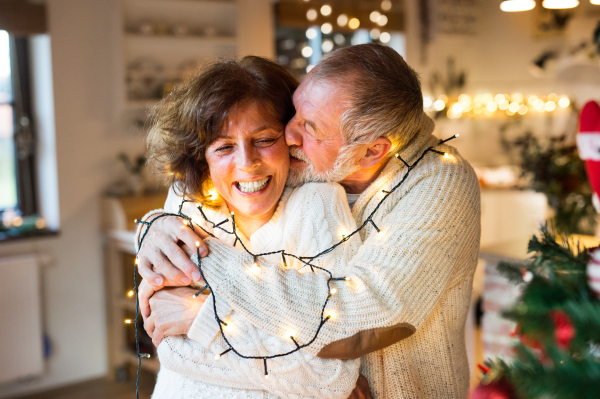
left=500, top=0, right=536, bottom=11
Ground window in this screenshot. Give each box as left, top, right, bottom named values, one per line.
left=0, top=30, right=45, bottom=239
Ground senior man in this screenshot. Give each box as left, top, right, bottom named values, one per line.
left=138, top=43, right=480, bottom=398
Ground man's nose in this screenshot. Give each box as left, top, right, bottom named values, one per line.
left=285, top=117, right=302, bottom=147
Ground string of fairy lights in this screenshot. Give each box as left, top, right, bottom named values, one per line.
left=130, top=134, right=459, bottom=398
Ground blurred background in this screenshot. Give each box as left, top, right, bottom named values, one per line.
left=0, top=0, right=599, bottom=398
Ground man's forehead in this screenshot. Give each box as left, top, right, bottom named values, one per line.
left=294, top=77, right=350, bottom=112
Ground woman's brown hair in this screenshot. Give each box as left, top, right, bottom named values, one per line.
left=147, top=56, right=298, bottom=207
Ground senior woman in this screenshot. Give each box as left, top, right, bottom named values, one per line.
left=138, top=57, right=366, bottom=398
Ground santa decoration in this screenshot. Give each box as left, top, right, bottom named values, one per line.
left=577, top=100, right=600, bottom=298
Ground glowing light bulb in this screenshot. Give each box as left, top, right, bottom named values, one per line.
left=182, top=220, right=188, bottom=226
left=135, top=258, right=139, bottom=265
left=215, top=354, right=221, bottom=360
left=377, top=230, right=385, bottom=238
left=379, top=32, right=391, bottom=43
left=306, top=9, right=318, bottom=21
left=265, top=374, right=269, bottom=379
left=348, top=18, right=360, bottom=29
left=337, top=14, right=348, bottom=26
left=325, top=310, right=336, bottom=320
left=500, top=0, right=536, bottom=11
left=321, top=4, right=332, bottom=16
left=344, top=276, right=350, bottom=281
left=128, top=290, right=134, bottom=297
left=125, top=319, right=133, bottom=324
left=444, top=153, right=450, bottom=159
left=330, top=288, right=337, bottom=295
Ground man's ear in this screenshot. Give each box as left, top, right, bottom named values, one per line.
left=359, top=137, right=392, bottom=169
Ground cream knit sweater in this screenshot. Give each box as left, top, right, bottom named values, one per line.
left=152, top=183, right=363, bottom=398
left=146, top=126, right=481, bottom=398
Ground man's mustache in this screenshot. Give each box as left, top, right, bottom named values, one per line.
left=289, top=147, right=312, bottom=165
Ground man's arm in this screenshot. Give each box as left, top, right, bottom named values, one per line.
left=189, top=155, right=481, bottom=359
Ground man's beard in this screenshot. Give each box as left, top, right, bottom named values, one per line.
left=286, top=144, right=362, bottom=187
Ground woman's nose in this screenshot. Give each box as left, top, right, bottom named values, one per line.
left=237, top=145, right=260, bottom=171
left=285, top=117, right=303, bottom=147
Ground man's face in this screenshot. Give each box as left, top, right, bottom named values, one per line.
left=284, top=76, right=357, bottom=186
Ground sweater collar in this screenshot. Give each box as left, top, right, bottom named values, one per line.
left=351, top=114, right=438, bottom=222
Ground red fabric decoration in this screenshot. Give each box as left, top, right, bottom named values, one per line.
left=577, top=101, right=600, bottom=208
left=588, top=247, right=600, bottom=298
left=470, top=379, right=517, bottom=399
left=550, top=310, right=576, bottom=350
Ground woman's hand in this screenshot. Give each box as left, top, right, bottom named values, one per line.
left=137, top=215, right=209, bottom=289
left=144, top=287, right=207, bottom=347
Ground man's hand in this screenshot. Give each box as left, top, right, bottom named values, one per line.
left=348, top=375, right=373, bottom=399
left=144, top=287, right=207, bottom=347
left=137, top=215, right=208, bottom=289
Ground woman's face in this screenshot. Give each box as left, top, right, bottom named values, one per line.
left=205, top=100, right=290, bottom=221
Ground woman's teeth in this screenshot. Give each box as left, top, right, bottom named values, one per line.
left=237, top=177, right=270, bottom=193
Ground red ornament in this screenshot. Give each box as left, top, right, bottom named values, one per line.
left=470, top=379, right=517, bottom=399
left=550, top=310, right=576, bottom=350
left=577, top=100, right=600, bottom=211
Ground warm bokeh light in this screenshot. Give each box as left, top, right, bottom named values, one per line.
left=306, top=9, right=318, bottom=21
left=321, top=23, right=332, bottom=34
left=518, top=105, right=528, bottom=115
left=377, top=15, right=388, bottom=26
left=508, top=102, right=520, bottom=113
left=370, top=11, right=380, bottom=22
left=381, top=0, right=392, bottom=11
left=434, top=99, right=446, bottom=111
left=322, top=39, right=334, bottom=53
left=320, top=4, right=332, bottom=16
left=370, top=28, right=381, bottom=40
left=306, top=27, right=317, bottom=39
left=558, top=97, right=570, bottom=108
left=379, top=32, right=391, bottom=43
left=348, top=18, right=360, bottom=29
left=337, top=14, right=348, bottom=27
left=545, top=101, right=556, bottom=111
left=487, top=102, right=498, bottom=112
left=301, top=46, right=313, bottom=58
left=533, top=98, right=544, bottom=109
left=423, top=96, right=433, bottom=109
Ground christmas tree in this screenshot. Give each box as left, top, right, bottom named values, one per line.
left=472, top=226, right=600, bottom=399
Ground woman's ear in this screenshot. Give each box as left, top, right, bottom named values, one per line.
left=359, top=137, right=392, bottom=169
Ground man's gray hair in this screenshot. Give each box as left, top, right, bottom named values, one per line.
left=310, top=43, right=425, bottom=155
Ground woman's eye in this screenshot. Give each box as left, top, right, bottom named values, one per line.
left=256, top=138, right=276, bottom=147
left=216, top=145, right=233, bottom=153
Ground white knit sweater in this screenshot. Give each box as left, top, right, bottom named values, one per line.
left=152, top=183, right=363, bottom=398
left=148, top=126, right=481, bottom=398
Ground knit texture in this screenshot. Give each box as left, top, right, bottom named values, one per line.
left=152, top=184, right=362, bottom=398
left=174, top=133, right=481, bottom=398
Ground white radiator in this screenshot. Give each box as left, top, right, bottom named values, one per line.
left=0, top=255, right=44, bottom=384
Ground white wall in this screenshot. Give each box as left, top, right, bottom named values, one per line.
left=403, top=0, right=600, bottom=167
left=0, top=1, right=146, bottom=396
